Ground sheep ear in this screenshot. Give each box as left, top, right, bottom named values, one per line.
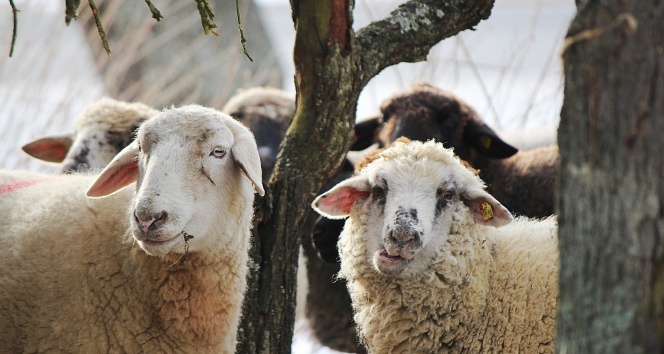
left=231, top=128, right=265, bottom=197
left=463, top=120, right=518, bottom=159
left=21, top=134, right=73, bottom=163
left=86, top=141, right=139, bottom=198
left=352, top=116, right=382, bottom=150
left=462, top=187, right=513, bottom=227
left=312, top=176, right=370, bottom=219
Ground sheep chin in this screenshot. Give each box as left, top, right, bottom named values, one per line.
left=136, top=235, right=182, bottom=256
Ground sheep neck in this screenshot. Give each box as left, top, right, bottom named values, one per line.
left=124, top=235, right=249, bottom=353
left=340, top=212, right=559, bottom=353
left=339, top=217, right=497, bottom=353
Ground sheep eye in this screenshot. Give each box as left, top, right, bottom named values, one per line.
left=438, top=189, right=455, bottom=201
left=372, top=186, right=386, bottom=200
left=211, top=147, right=227, bottom=158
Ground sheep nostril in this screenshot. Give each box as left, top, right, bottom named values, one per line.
left=136, top=211, right=168, bottom=233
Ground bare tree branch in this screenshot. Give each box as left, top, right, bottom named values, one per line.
left=9, top=0, right=18, bottom=57
left=87, top=0, right=111, bottom=57
left=237, top=1, right=498, bottom=352
left=235, top=0, right=253, bottom=61
left=356, top=0, right=494, bottom=78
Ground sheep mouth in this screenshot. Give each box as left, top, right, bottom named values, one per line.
left=374, top=247, right=411, bottom=274
left=380, top=248, right=407, bottom=261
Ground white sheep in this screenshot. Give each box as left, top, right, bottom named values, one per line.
left=0, top=104, right=264, bottom=353
left=312, top=140, right=558, bottom=354
left=21, top=97, right=159, bottom=173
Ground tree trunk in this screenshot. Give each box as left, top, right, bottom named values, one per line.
left=236, top=0, right=495, bottom=352
left=557, top=1, right=664, bottom=353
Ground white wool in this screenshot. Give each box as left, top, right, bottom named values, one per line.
left=0, top=105, right=263, bottom=353
left=314, top=140, right=559, bottom=353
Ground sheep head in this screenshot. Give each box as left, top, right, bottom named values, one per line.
left=85, top=105, right=264, bottom=256
left=312, top=140, right=512, bottom=276
left=352, top=82, right=518, bottom=161
left=21, top=98, right=156, bottom=173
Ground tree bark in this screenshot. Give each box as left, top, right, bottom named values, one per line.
left=557, top=1, right=664, bottom=353
left=236, top=0, right=495, bottom=352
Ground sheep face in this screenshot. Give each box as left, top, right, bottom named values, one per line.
left=21, top=98, right=155, bottom=173
left=222, top=87, right=295, bottom=183
left=62, top=123, right=141, bottom=173
left=353, top=83, right=518, bottom=160
left=86, top=105, right=264, bottom=256
left=312, top=141, right=512, bottom=277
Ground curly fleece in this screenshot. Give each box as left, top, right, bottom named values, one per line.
left=0, top=172, right=251, bottom=353
left=337, top=142, right=559, bottom=354
left=74, top=97, right=158, bottom=133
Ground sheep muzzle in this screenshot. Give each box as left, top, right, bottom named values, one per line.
left=383, top=207, right=424, bottom=261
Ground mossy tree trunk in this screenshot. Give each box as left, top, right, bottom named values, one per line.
left=236, top=0, right=495, bottom=352
left=557, top=1, right=664, bottom=352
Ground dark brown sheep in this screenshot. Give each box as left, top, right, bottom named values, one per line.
left=222, top=87, right=295, bottom=184
left=355, top=81, right=557, bottom=217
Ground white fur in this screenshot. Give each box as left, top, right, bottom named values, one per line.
left=312, top=140, right=558, bottom=353
left=0, top=105, right=263, bottom=353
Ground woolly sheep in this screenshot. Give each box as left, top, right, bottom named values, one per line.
left=0, top=105, right=264, bottom=353
left=21, top=97, right=159, bottom=173
left=222, top=86, right=295, bottom=183
left=353, top=81, right=558, bottom=218
left=304, top=82, right=558, bottom=351
left=312, top=140, right=558, bottom=354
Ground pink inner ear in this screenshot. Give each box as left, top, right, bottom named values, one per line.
left=467, top=198, right=512, bottom=226
left=320, top=187, right=370, bottom=214
left=23, top=140, right=69, bottom=162
left=87, top=159, right=138, bottom=197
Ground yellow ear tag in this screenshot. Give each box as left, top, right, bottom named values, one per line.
left=479, top=136, right=492, bottom=150
left=480, top=202, right=493, bottom=220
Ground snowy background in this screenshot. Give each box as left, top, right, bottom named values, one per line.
left=0, top=0, right=575, bottom=352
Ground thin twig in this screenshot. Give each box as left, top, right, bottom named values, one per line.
left=194, top=0, right=218, bottom=36
left=171, top=232, right=195, bottom=267
left=144, top=0, right=163, bottom=21
left=9, top=0, right=18, bottom=57
left=88, top=0, right=111, bottom=57
left=235, top=0, right=253, bottom=62
left=563, top=13, right=637, bottom=54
